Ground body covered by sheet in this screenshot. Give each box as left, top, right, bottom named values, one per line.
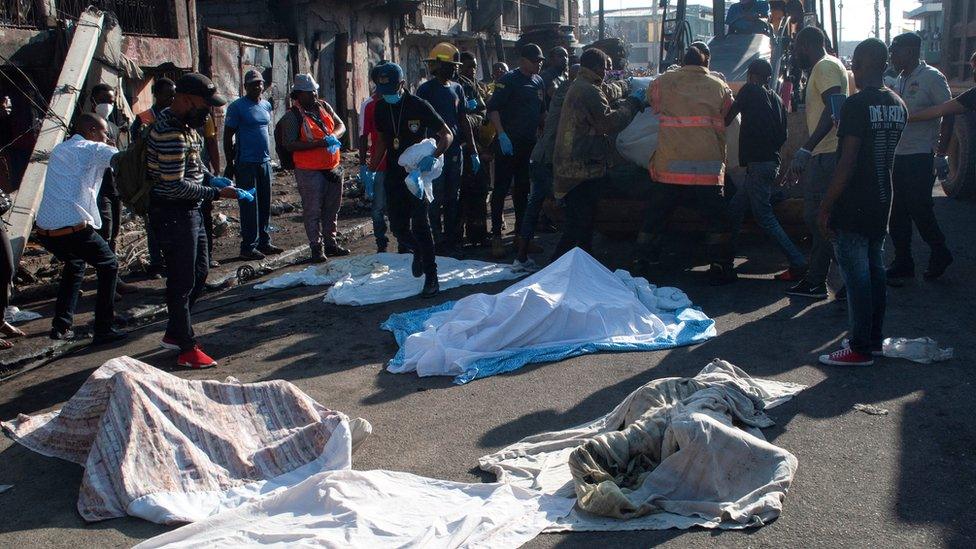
left=1, top=357, right=370, bottom=524
left=255, top=253, right=521, bottom=306
left=383, top=248, right=715, bottom=383
left=136, top=469, right=576, bottom=549
left=479, top=360, right=805, bottom=531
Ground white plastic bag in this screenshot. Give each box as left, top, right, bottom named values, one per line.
left=882, top=337, right=953, bottom=364
left=397, top=138, right=443, bottom=202
left=616, top=109, right=660, bottom=167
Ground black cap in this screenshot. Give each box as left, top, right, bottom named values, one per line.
left=520, top=43, right=545, bottom=61
left=176, top=73, right=226, bottom=107
left=891, top=32, right=922, bottom=50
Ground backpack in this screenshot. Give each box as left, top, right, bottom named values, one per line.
left=273, top=106, right=303, bottom=170
left=113, top=123, right=153, bottom=216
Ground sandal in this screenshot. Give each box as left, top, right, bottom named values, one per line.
left=0, top=322, right=26, bottom=338
left=0, top=339, right=12, bottom=350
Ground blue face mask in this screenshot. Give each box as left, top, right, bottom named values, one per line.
left=383, top=93, right=402, bottom=104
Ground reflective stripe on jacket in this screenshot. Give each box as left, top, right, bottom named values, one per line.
left=648, top=65, right=733, bottom=186
left=294, top=105, right=340, bottom=171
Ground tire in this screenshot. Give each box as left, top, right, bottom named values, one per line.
left=942, top=112, right=976, bottom=200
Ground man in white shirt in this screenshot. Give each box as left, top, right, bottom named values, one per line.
left=887, top=32, right=953, bottom=282
left=35, top=114, right=126, bottom=344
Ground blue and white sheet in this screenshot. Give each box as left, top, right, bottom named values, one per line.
left=382, top=248, right=716, bottom=384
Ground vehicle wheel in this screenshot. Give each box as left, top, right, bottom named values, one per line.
left=942, top=112, right=976, bottom=200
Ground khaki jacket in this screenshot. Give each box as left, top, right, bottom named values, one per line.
left=648, top=65, right=733, bottom=186
left=553, top=67, right=639, bottom=198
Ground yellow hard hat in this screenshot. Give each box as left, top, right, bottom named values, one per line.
left=426, top=42, right=462, bottom=65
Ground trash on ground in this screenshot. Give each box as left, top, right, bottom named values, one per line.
left=1, top=356, right=371, bottom=524
left=882, top=337, right=953, bottom=364
left=4, top=307, right=42, bottom=324
left=479, top=359, right=806, bottom=532
left=383, top=248, right=715, bottom=384
left=853, top=403, right=890, bottom=416
left=134, top=469, right=574, bottom=548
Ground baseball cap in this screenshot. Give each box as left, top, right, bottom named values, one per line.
left=292, top=73, right=319, bottom=93
left=372, top=62, right=404, bottom=95
left=244, top=68, right=264, bottom=85
left=520, top=43, right=545, bottom=62
left=176, top=73, right=226, bottom=107
left=890, top=32, right=922, bottom=50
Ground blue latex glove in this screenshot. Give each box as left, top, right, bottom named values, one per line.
left=325, top=134, right=341, bottom=154
left=790, top=148, right=813, bottom=176
left=466, top=98, right=478, bottom=111
left=210, top=176, right=233, bottom=188
left=498, top=132, right=514, bottom=156
left=630, top=86, right=646, bottom=105
left=237, top=188, right=255, bottom=202
left=364, top=172, right=375, bottom=200
left=359, top=165, right=369, bottom=183
left=470, top=154, right=481, bottom=175
left=417, top=155, right=436, bottom=173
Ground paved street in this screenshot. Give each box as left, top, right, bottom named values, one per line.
left=0, top=193, right=973, bottom=548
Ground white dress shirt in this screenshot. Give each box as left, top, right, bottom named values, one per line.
left=36, top=134, right=118, bottom=230
left=894, top=61, right=952, bottom=156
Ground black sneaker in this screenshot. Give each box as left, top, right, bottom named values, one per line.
left=786, top=281, right=828, bottom=300
left=324, top=245, right=351, bottom=257
left=50, top=328, right=75, bottom=341
left=258, top=243, right=285, bottom=255
left=91, top=328, right=128, bottom=346
left=886, top=260, right=915, bottom=280
left=411, top=253, right=423, bottom=278
left=421, top=274, right=440, bottom=298
left=240, top=249, right=266, bottom=260
left=924, top=248, right=953, bottom=280
left=707, top=263, right=737, bottom=286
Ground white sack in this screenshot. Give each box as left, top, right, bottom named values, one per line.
left=616, top=109, right=660, bottom=167
left=136, top=469, right=576, bottom=549
left=398, top=138, right=443, bottom=202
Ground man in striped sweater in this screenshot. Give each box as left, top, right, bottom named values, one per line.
left=146, top=73, right=239, bottom=369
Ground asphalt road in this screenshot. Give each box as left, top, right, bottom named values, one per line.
left=0, top=193, right=973, bottom=548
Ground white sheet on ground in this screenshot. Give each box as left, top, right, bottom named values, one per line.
left=479, top=360, right=805, bottom=531
left=1, top=357, right=370, bottom=524
left=385, top=248, right=715, bottom=383
left=254, top=253, right=522, bottom=306
left=136, top=469, right=576, bottom=549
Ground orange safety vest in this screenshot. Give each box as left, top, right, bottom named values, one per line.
left=293, top=104, right=340, bottom=171
left=648, top=65, right=733, bottom=186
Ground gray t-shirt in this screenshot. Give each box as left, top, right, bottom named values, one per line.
left=894, top=62, right=951, bottom=156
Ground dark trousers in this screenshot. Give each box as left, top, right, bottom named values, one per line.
left=151, top=206, right=210, bottom=352
left=460, top=152, right=490, bottom=245
left=491, top=140, right=533, bottom=236
left=431, top=150, right=463, bottom=247
left=37, top=227, right=118, bottom=334
left=638, top=182, right=734, bottom=266
left=801, top=153, right=838, bottom=286
left=890, top=153, right=947, bottom=263
left=96, top=172, right=121, bottom=250
left=552, top=178, right=602, bottom=260
left=386, top=170, right=436, bottom=276
left=0, top=226, right=13, bottom=312
left=148, top=199, right=214, bottom=272
left=236, top=160, right=273, bottom=253
left=833, top=229, right=886, bottom=354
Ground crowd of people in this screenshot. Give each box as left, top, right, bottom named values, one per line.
left=0, top=25, right=970, bottom=371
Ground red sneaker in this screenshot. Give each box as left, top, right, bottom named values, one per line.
left=819, top=347, right=874, bottom=366
left=160, top=336, right=180, bottom=351
left=842, top=338, right=883, bottom=357
left=774, top=268, right=806, bottom=281
left=177, top=346, right=218, bottom=369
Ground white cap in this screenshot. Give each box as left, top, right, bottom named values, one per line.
left=292, top=73, right=319, bottom=93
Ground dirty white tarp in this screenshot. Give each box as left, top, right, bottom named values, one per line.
left=136, top=469, right=576, bottom=548
left=479, top=360, right=805, bottom=531
left=255, top=253, right=522, bottom=306
left=1, top=357, right=370, bottom=524
left=384, top=248, right=715, bottom=383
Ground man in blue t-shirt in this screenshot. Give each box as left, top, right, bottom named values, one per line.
left=486, top=43, right=546, bottom=258
left=417, top=42, right=478, bottom=255
left=224, top=69, right=282, bottom=259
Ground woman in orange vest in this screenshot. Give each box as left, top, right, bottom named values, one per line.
left=281, top=74, right=347, bottom=263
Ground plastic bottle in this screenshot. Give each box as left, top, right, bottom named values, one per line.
left=882, top=337, right=953, bottom=364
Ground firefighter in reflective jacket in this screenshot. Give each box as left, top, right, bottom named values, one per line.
left=633, top=42, right=738, bottom=285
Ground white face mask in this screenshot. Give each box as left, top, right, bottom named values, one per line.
left=95, top=102, right=114, bottom=119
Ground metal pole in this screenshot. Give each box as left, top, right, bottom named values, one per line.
left=839, top=1, right=843, bottom=48
left=598, top=0, right=604, bottom=41
left=874, top=0, right=880, bottom=39
left=884, top=0, right=891, bottom=44
left=829, top=0, right=838, bottom=53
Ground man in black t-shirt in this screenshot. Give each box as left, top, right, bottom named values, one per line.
left=369, top=63, right=454, bottom=298
left=817, top=39, right=907, bottom=367
left=726, top=59, right=806, bottom=280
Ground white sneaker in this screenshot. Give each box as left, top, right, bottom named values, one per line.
left=512, top=258, right=540, bottom=273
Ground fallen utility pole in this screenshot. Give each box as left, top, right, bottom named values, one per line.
left=4, top=8, right=105, bottom=264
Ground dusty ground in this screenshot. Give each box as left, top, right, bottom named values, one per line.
left=0, top=189, right=973, bottom=548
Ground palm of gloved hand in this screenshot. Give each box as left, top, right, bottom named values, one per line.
left=498, top=132, right=514, bottom=156
left=466, top=98, right=478, bottom=111
left=325, top=135, right=341, bottom=148
left=790, top=148, right=812, bottom=176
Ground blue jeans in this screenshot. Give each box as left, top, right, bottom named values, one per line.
left=730, top=161, right=807, bottom=269
left=803, top=153, right=837, bottom=285
left=236, top=160, right=273, bottom=253
left=519, top=161, right=553, bottom=241
left=833, top=229, right=886, bottom=354
left=431, top=151, right=462, bottom=247
left=371, top=171, right=389, bottom=250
